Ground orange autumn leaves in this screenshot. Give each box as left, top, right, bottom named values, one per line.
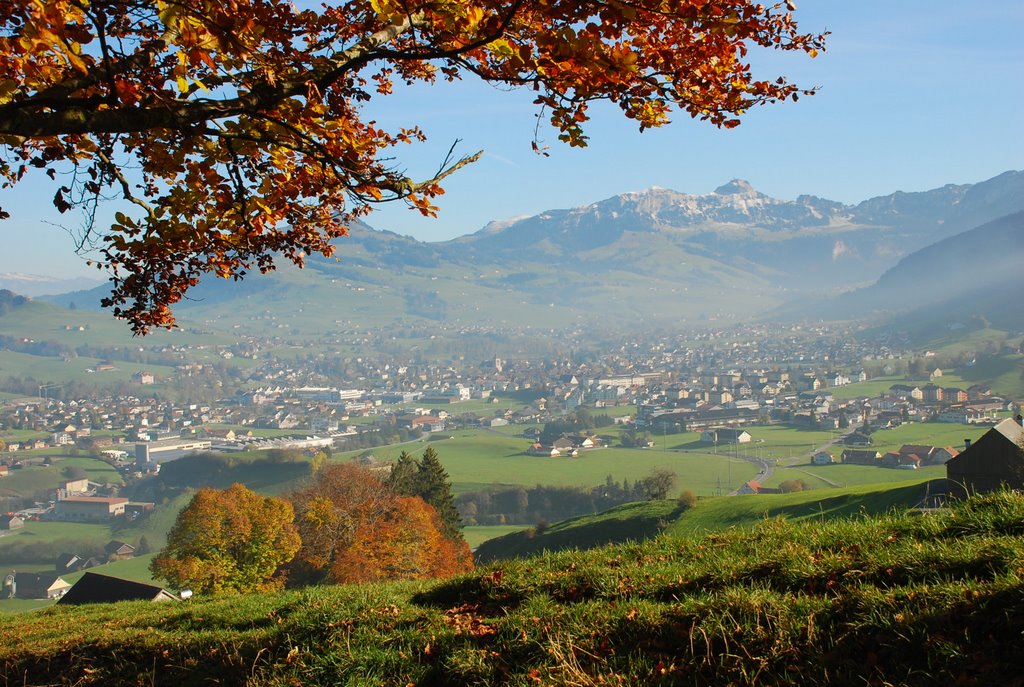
left=0, top=1, right=824, bottom=333
left=290, top=462, right=472, bottom=586
left=150, top=483, right=301, bottom=594
left=152, top=464, right=471, bottom=594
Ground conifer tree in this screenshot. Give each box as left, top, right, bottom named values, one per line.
left=387, top=450, right=421, bottom=496
left=415, top=447, right=463, bottom=543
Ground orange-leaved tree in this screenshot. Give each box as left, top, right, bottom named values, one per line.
left=150, top=482, right=301, bottom=594
left=287, top=462, right=471, bottom=585
left=0, top=0, right=824, bottom=333
left=331, top=494, right=471, bottom=584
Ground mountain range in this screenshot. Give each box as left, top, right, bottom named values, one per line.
left=41, top=170, right=1024, bottom=334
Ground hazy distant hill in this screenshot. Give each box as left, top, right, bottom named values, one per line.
left=42, top=170, right=1024, bottom=333
left=0, top=273, right=103, bottom=298
left=791, top=210, right=1024, bottom=329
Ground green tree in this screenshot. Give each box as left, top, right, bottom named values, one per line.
left=386, top=450, right=421, bottom=496
left=150, top=483, right=300, bottom=594
left=778, top=479, right=808, bottom=494
left=414, top=447, right=464, bottom=543
left=640, top=468, right=678, bottom=500
left=62, top=465, right=88, bottom=481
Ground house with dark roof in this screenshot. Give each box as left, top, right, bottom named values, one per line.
left=841, top=449, right=882, bottom=465
left=842, top=431, right=872, bottom=446
left=701, top=427, right=752, bottom=444
left=58, top=573, right=178, bottom=605
left=12, top=572, right=72, bottom=599
left=946, top=417, right=1024, bottom=498
left=104, top=540, right=136, bottom=561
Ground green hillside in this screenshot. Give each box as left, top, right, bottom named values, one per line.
left=2, top=491, right=1023, bottom=686
left=475, top=480, right=936, bottom=562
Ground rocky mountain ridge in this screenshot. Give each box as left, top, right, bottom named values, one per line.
left=37, top=170, right=1024, bottom=333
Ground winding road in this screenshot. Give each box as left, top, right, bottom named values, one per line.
left=726, top=426, right=857, bottom=495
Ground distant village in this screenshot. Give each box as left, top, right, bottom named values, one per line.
left=1, top=320, right=1022, bottom=604
left=1, top=322, right=1017, bottom=488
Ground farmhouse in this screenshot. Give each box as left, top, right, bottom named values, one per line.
left=53, top=496, right=129, bottom=522
left=945, top=417, right=1024, bottom=498
left=527, top=443, right=561, bottom=457
left=58, top=573, right=178, bottom=605
left=701, top=427, right=752, bottom=444
left=0, top=514, right=24, bottom=530
left=104, top=540, right=136, bottom=561
left=811, top=452, right=835, bottom=466
left=12, top=572, right=72, bottom=600
left=842, top=431, right=872, bottom=446
left=841, top=449, right=882, bottom=465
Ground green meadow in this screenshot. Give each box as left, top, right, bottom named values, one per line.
left=337, top=429, right=760, bottom=496
left=0, top=349, right=177, bottom=386
left=865, top=421, right=989, bottom=454
left=0, top=455, right=123, bottom=497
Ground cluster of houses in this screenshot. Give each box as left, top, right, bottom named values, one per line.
left=4, top=538, right=141, bottom=600
left=526, top=434, right=604, bottom=458
left=834, top=443, right=960, bottom=469
left=6, top=570, right=178, bottom=604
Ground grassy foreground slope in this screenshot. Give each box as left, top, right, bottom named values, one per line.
left=3, top=492, right=1024, bottom=686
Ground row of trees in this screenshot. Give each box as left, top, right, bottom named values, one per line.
left=456, top=470, right=678, bottom=526
left=151, top=448, right=471, bottom=594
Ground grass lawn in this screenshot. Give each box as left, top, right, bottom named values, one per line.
left=463, top=525, right=527, bottom=549
left=666, top=479, right=935, bottom=537
left=4, top=492, right=1024, bottom=685
left=0, top=521, right=113, bottom=571
left=826, top=376, right=910, bottom=400
left=759, top=467, right=839, bottom=490
left=336, top=430, right=759, bottom=496
left=738, top=425, right=836, bottom=460
left=0, top=456, right=124, bottom=497
left=949, top=353, right=1024, bottom=398
left=480, top=423, right=541, bottom=438
left=0, top=520, right=111, bottom=546
left=0, top=598, right=54, bottom=614
left=328, top=419, right=991, bottom=501
left=866, top=422, right=989, bottom=455
left=0, top=554, right=162, bottom=615
left=47, top=455, right=124, bottom=485
left=1, top=429, right=53, bottom=442
left=400, top=399, right=513, bottom=416
left=0, top=465, right=70, bottom=498
left=0, top=350, right=177, bottom=388
left=923, top=326, right=1014, bottom=357
left=768, top=463, right=947, bottom=489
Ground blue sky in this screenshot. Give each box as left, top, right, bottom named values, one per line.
left=1, top=1, right=1022, bottom=278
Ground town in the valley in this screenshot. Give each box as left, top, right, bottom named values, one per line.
left=1, top=320, right=1018, bottom=533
